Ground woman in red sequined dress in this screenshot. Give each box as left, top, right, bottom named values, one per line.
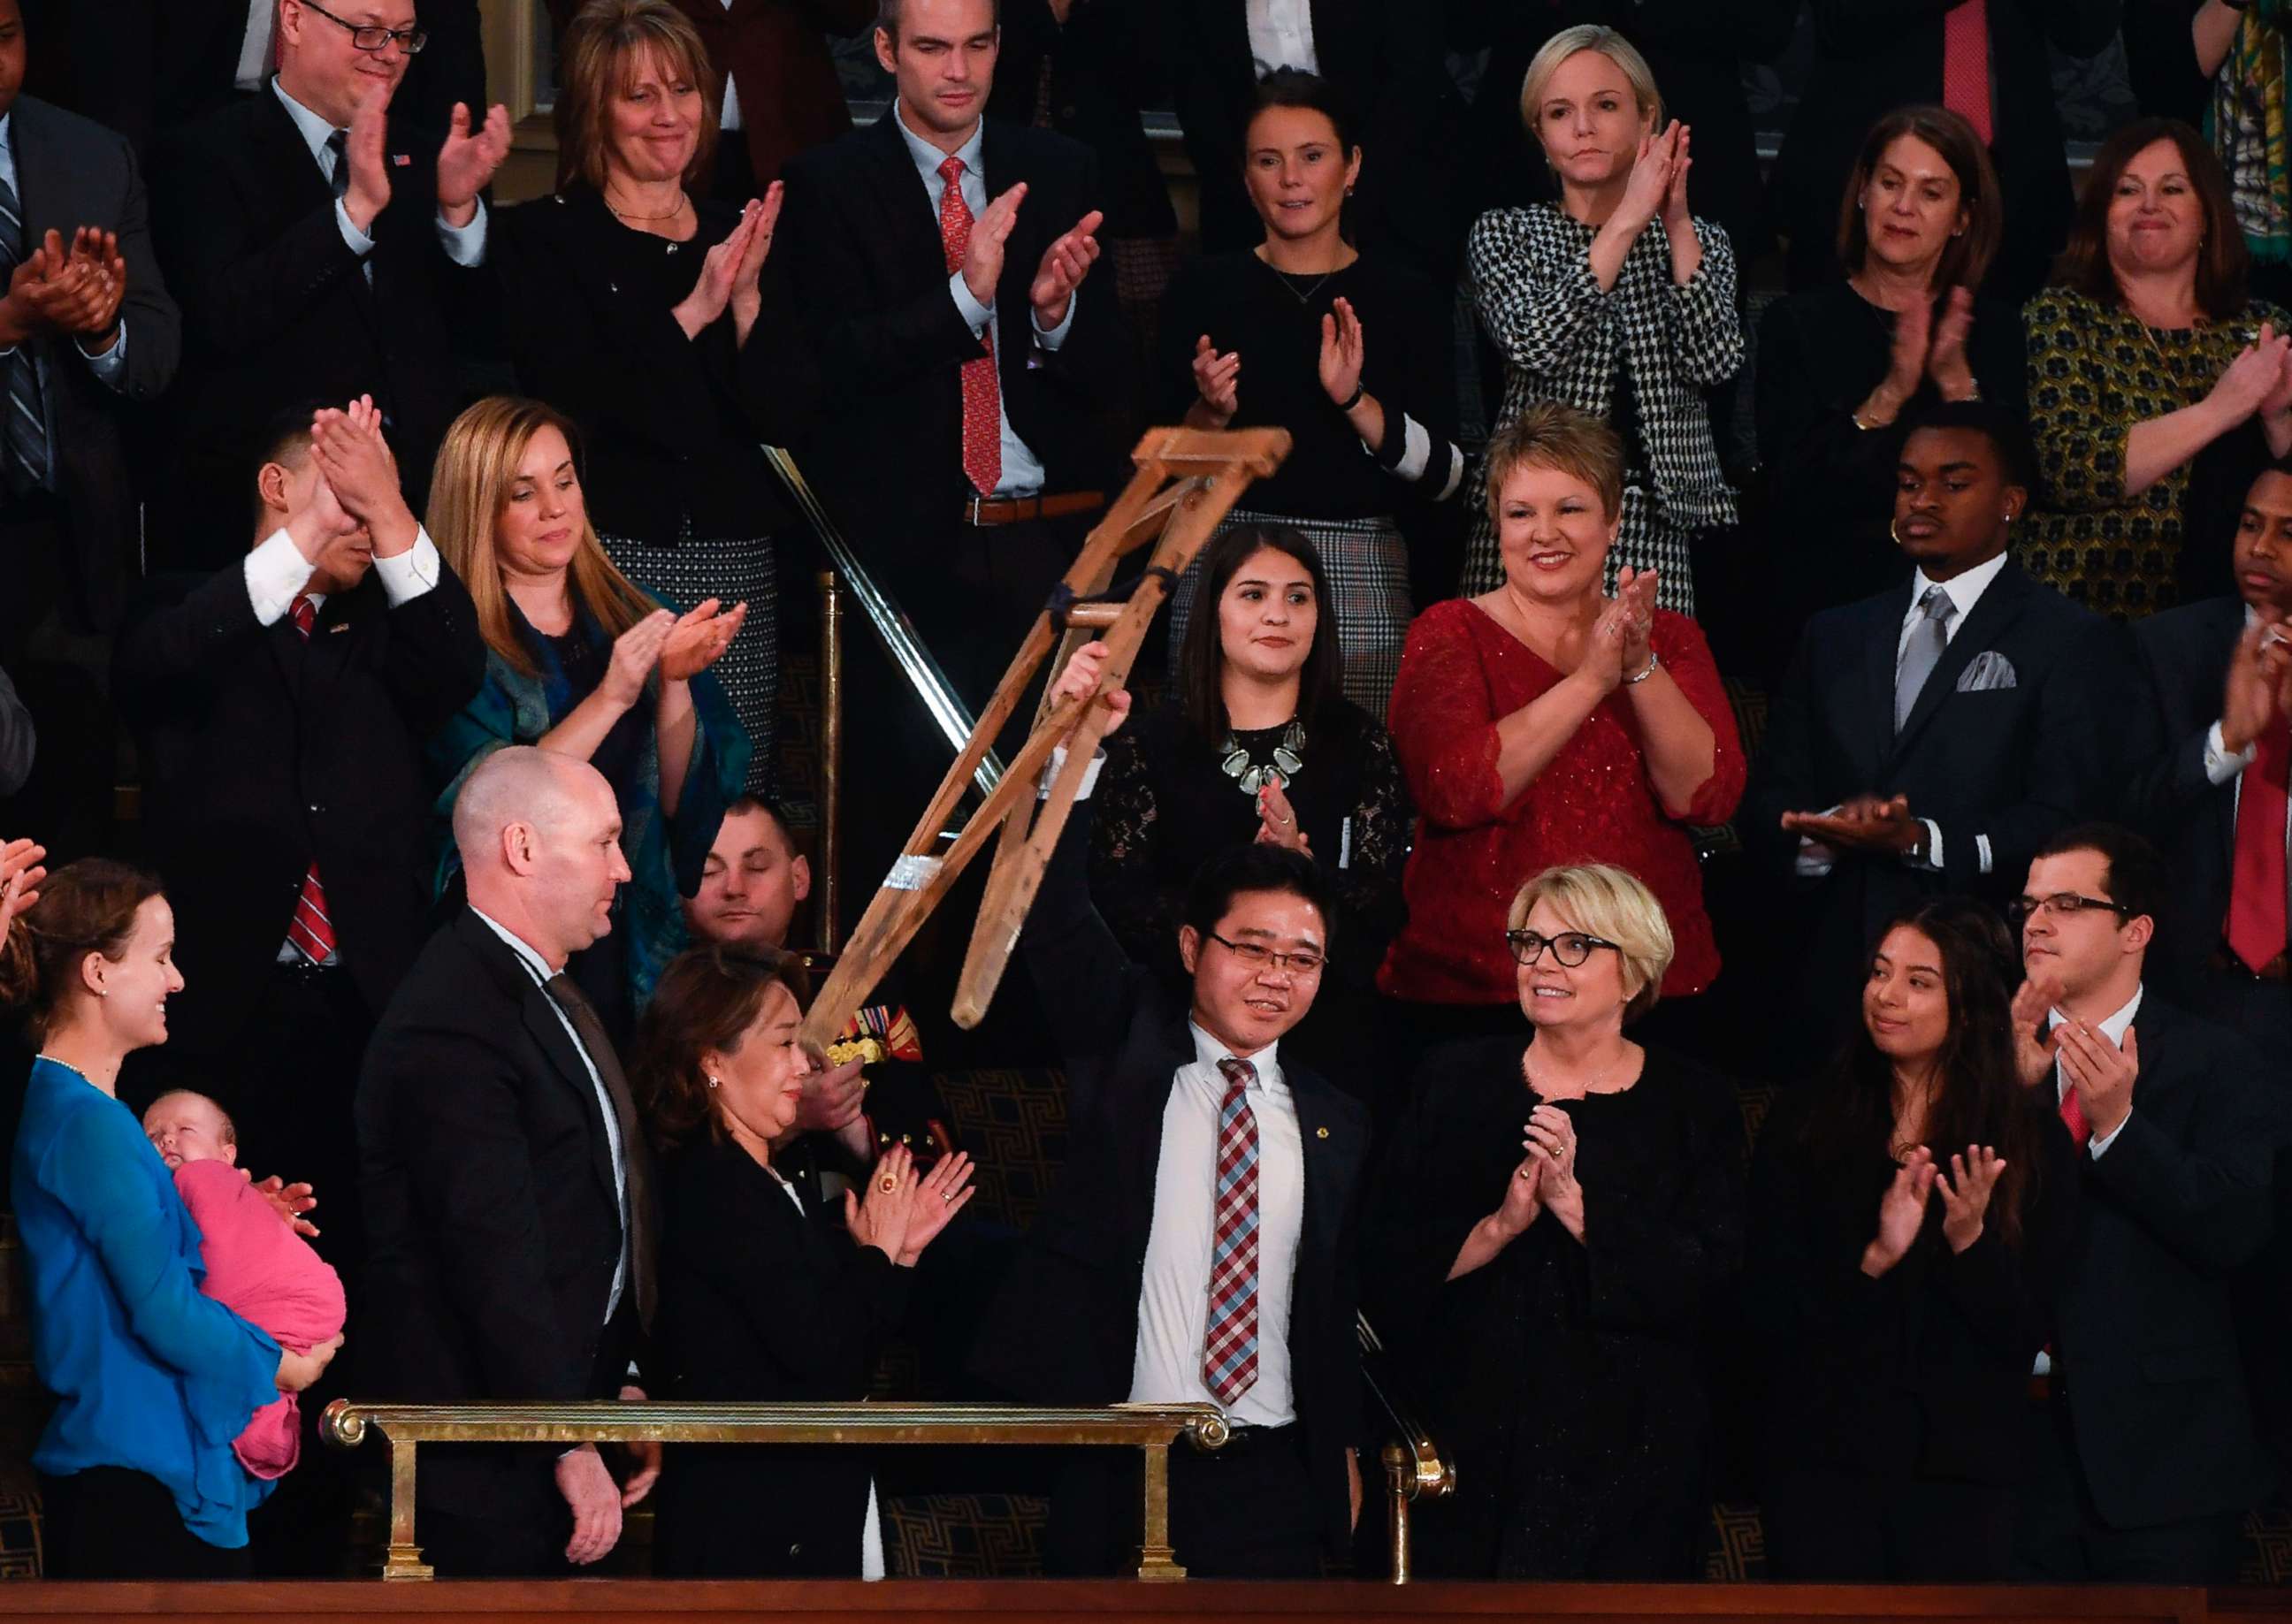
left=1379, top=402, right=1744, bottom=1040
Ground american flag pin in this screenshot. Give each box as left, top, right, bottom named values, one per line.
left=392, top=153, right=411, bottom=167
left=329, top=623, right=349, bottom=635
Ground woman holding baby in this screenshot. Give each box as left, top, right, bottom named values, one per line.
left=0, top=854, right=341, bottom=1577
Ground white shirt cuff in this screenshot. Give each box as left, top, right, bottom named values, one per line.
left=1030, top=294, right=1077, bottom=351
left=1038, top=743, right=1104, bottom=801
left=243, top=528, right=319, bottom=625
left=950, top=271, right=993, bottom=337
left=1387, top=415, right=1432, bottom=482
left=371, top=526, right=443, bottom=606
left=1975, top=833, right=1992, bottom=875
left=436, top=199, right=487, bottom=266
left=77, top=322, right=129, bottom=391
left=2088, top=1116, right=2128, bottom=1159
left=334, top=198, right=377, bottom=258
left=2205, top=720, right=2258, bottom=785
left=1792, top=835, right=1836, bottom=879
left=1914, top=819, right=1944, bottom=872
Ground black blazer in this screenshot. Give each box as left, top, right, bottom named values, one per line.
left=1749, top=1087, right=2081, bottom=1489
left=1452, top=0, right=1796, bottom=265
left=5, top=95, right=181, bottom=632
left=493, top=186, right=816, bottom=546
left=972, top=797, right=1370, bottom=1563
left=111, top=552, right=485, bottom=1048
left=1748, top=562, right=2144, bottom=986
left=1166, top=0, right=1467, bottom=281
left=778, top=113, right=1123, bottom=561
left=1769, top=0, right=2124, bottom=302
left=355, top=907, right=645, bottom=1516
left=986, top=0, right=1180, bottom=245
left=2052, top=995, right=2277, bottom=1528
left=149, top=91, right=489, bottom=567
left=651, top=1132, right=911, bottom=1576
left=2132, top=596, right=2290, bottom=1009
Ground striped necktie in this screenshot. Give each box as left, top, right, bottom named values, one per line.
left=283, top=597, right=340, bottom=966
left=1202, top=1056, right=1261, bottom=1407
left=0, top=167, right=51, bottom=497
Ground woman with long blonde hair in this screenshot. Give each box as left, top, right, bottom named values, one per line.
left=426, top=395, right=749, bottom=1025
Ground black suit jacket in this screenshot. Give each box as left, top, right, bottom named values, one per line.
left=2133, top=596, right=2292, bottom=1006
left=5, top=95, right=180, bottom=631
left=111, top=546, right=485, bottom=1048
left=1167, top=0, right=1466, bottom=281
left=973, top=799, right=1369, bottom=1564
left=778, top=112, right=1123, bottom=565
left=493, top=186, right=815, bottom=545
left=149, top=90, right=488, bottom=566
left=2053, top=995, right=2277, bottom=1527
left=986, top=0, right=1179, bottom=244
left=1769, top=0, right=2123, bottom=302
left=355, top=907, right=642, bottom=1516
left=1747, top=562, right=2147, bottom=1014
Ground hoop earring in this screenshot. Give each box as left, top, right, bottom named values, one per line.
left=1889, top=517, right=1907, bottom=548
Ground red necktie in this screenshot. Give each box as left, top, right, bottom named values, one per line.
left=2058, top=1072, right=2091, bottom=1148
left=284, top=596, right=339, bottom=965
left=2227, top=720, right=2291, bottom=974
left=1942, top=0, right=1995, bottom=146
left=1203, top=1056, right=1261, bottom=1407
left=936, top=155, right=1004, bottom=497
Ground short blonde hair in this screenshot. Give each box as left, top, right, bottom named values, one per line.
left=554, top=0, right=720, bottom=194
left=1482, top=400, right=1625, bottom=526
left=424, top=396, right=657, bottom=680
left=1507, top=864, right=1674, bottom=1022
left=1517, top=26, right=1662, bottom=141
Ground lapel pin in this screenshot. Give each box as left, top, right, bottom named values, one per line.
left=328, top=622, right=349, bottom=634
left=1315, top=1126, right=1329, bottom=1140
left=392, top=153, right=412, bottom=167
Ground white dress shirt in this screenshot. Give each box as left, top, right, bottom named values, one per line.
left=890, top=102, right=1073, bottom=500
left=1796, top=551, right=2011, bottom=879
left=1127, top=1023, right=1305, bottom=1426
left=470, top=907, right=630, bottom=1323
left=2049, top=982, right=2143, bottom=1161
left=271, top=80, right=488, bottom=278
left=1244, top=0, right=1319, bottom=75
left=0, top=111, right=131, bottom=488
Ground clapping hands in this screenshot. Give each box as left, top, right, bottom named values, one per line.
left=1254, top=781, right=1308, bottom=853
left=436, top=99, right=513, bottom=225
left=1191, top=334, right=1241, bottom=425
left=844, top=1145, right=978, bottom=1265
left=0, top=837, right=45, bottom=939
left=0, top=227, right=129, bottom=347
left=1573, top=568, right=1659, bottom=696
left=2221, top=614, right=2292, bottom=756
left=1618, top=121, right=1686, bottom=235
left=659, top=598, right=747, bottom=682
left=1861, top=1147, right=1937, bottom=1276
left=309, top=394, right=417, bottom=555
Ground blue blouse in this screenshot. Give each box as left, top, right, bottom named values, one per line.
left=11, top=1058, right=283, bottom=1548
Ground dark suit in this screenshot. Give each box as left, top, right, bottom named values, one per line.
left=1165, top=0, right=1466, bottom=282
left=1746, top=561, right=2147, bottom=1050
left=986, top=0, right=1179, bottom=247
left=149, top=88, right=488, bottom=567
left=972, top=799, right=1369, bottom=1575
left=2019, top=996, right=2277, bottom=1580
left=356, top=907, right=646, bottom=1574
left=1769, top=0, right=2123, bottom=302
left=0, top=95, right=180, bottom=858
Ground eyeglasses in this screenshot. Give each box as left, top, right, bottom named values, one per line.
left=1205, top=932, right=1325, bottom=976
left=2007, top=892, right=2134, bottom=927
left=1506, top=929, right=1620, bottom=968
left=298, top=0, right=429, bottom=55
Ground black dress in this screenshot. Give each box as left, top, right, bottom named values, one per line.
left=1361, top=1035, right=1746, bottom=1578
left=1746, top=1089, right=2082, bottom=1580
left=1751, top=282, right=2028, bottom=676
left=651, top=1132, right=911, bottom=1577
left=1088, top=697, right=1410, bottom=1100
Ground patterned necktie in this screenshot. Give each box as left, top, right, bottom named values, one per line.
left=1202, top=1056, right=1261, bottom=1408
left=283, top=597, right=340, bottom=966
left=2058, top=1067, right=2091, bottom=1148
left=1942, top=0, right=1995, bottom=146
left=0, top=166, right=51, bottom=497
left=936, top=155, right=1004, bottom=497
left=2227, top=718, right=2291, bottom=974
left=543, top=972, right=657, bottom=1330
left=1894, top=585, right=1957, bottom=734
left=325, top=128, right=351, bottom=201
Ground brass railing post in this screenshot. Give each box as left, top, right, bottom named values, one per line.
left=1135, top=1440, right=1184, bottom=1581
left=383, top=1436, right=432, bottom=1581
left=815, top=567, right=845, bottom=956
left=1383, top=1442, right=1412, bottom=1584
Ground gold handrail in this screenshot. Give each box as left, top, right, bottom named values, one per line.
left=1356, top=1311, right=1455, bottom=1583
left=322, top=1398, right=1228, bottom=1582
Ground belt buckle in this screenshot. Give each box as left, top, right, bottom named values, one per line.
left=966, top=492, right=985, bottom=526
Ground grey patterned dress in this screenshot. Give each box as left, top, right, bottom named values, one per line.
left=1463, top=203, right=1745, bottom=616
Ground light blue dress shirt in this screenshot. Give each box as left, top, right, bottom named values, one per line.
left=890, top=102, right=1074, bottom=499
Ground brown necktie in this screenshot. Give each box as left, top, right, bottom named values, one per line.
left=544, top=972, right=657, bottom=1330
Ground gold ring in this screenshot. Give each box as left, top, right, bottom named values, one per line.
left=878, top=1176, right=898, bottom=1194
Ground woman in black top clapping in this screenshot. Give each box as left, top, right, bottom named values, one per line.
left=1157, top=69, right=1463, bottom=716
left=1750, top=896, right=2078, bottom=1581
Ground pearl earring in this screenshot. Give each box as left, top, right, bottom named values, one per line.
left=706, top=1073, right=721, bottom=1090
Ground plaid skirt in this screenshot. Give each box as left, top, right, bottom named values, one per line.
left=1164, top=507, right=1413, bottom=720
left=600, top=530, right=777, bottom=794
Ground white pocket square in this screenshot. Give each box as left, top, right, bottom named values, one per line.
left=1956, top=652, right=2018, bottom=692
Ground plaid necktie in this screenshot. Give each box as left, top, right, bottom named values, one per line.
left=1202, top=1056, right=1261, bottom=1407
left=936, top=155, right=1003, bottom=497
left=0, top=167, right=50, bottom=497
left=283, top=598, right=340, bottom=965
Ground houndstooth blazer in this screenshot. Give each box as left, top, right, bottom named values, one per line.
left=1468, top=202, right=1744, bottom=538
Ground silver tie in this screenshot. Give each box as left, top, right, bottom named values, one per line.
left=1894, top=586, right=1957, bottom=733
